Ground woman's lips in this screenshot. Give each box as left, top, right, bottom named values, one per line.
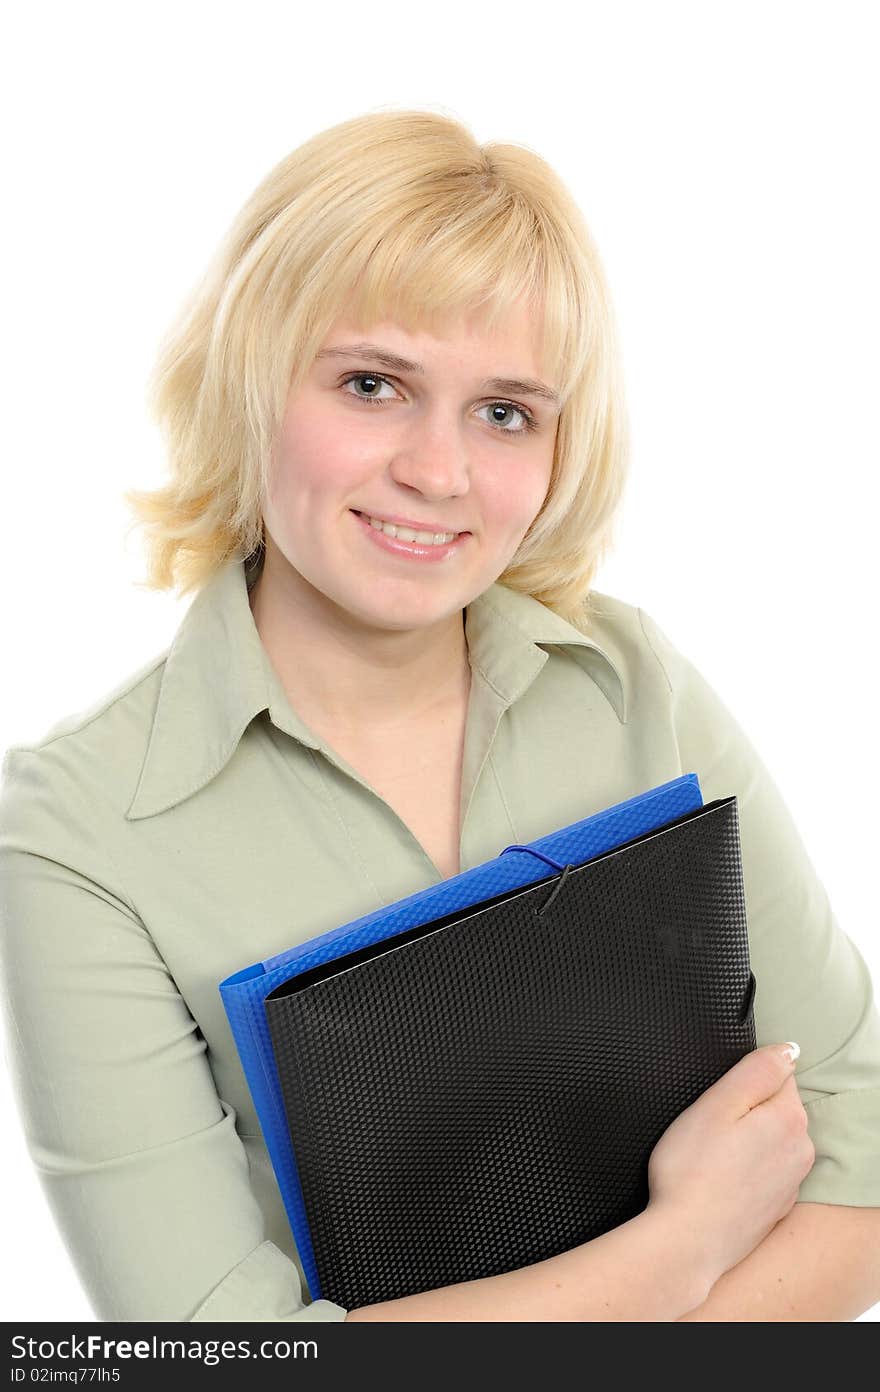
left=352, top=510, right=469, bottom=535
left=350, top=509, right=470, bottom=562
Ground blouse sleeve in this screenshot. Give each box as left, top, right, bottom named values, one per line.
left=0, top=745, right=349, bottom=1322
left=638, top=608, right=880, bottom=1207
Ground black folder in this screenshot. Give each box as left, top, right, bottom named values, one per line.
left=263, top=794, right=757, bottom=1311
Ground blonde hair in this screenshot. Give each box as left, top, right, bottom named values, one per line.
left=123, top=107, right=631, bottom=632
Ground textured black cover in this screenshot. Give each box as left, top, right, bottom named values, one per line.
left=264, top=795, right=756, bottom=1311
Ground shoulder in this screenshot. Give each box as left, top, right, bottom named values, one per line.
left=0, top=647, right=170, bottom=828
left=579, top=590, right=723, bottom=736
left=582, top=588, right=683, bottom=693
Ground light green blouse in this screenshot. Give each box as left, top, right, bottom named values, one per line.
left=1, top=556, right=878, bottom=1322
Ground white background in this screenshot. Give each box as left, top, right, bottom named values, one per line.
left=1, top=0, right=877, bottom=1323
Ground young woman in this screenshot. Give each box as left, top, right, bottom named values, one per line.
left=1, top=109, right=877, bottom=1323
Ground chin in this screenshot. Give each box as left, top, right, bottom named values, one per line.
left=337, top=587, right=462, bottom=631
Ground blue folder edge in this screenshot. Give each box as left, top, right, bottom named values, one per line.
left=219, top=771, right=703, bottom=1303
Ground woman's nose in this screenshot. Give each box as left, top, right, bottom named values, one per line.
left=386, top=410, right=472, bottom=499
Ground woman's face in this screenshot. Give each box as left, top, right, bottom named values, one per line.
left=262, top=296, right=561, bottom=633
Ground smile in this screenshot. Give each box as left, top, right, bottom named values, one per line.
left=355, top=512, right=459, bottom=545
left=350, top=510, right=470, bottom=562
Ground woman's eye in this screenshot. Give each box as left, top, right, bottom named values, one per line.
left=340, top=372, right=537, bottom=434
left=474, top=402, right=535, bottom=433
left=341, top=373, right=398, bottom=405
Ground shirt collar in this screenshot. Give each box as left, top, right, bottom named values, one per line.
left=126, top=557, right=627, bottom=821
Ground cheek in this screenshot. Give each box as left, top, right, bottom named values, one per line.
left=272, top=418, right=370, bottom=505
left=481, top=461, right=551, bottom=531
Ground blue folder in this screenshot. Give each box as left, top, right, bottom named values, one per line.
left=219, top=771, right=703, bottom=1301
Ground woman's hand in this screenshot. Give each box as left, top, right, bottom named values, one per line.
left=646, top=1042, right=815, bottom=1286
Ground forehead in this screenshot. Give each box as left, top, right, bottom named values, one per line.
left=319, top=295, right=548, bottom=372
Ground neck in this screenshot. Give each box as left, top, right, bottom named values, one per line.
left=247, top=549, right=471, bottom=737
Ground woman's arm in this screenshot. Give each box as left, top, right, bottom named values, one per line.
left=346, top=1205, right=712, bottom=1321
left=638, top=607, right=880, bottom=1211
left=676, top=1202, right=880, bottom=1322
left=0, top=745, right=347, bottom=1322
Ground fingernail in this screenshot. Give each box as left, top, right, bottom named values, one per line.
left=781, top=1041, right=801, bottom=1064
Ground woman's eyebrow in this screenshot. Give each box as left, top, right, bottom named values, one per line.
left=315, top=342, right=561, bottom=406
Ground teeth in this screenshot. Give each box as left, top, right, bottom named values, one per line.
left=362, top=514, right=458, bottom=545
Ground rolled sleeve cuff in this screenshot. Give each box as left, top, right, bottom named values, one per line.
left=190, top=1240, right=349, bottom=1322
left=798, top=1087, right=880, bottom=1207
